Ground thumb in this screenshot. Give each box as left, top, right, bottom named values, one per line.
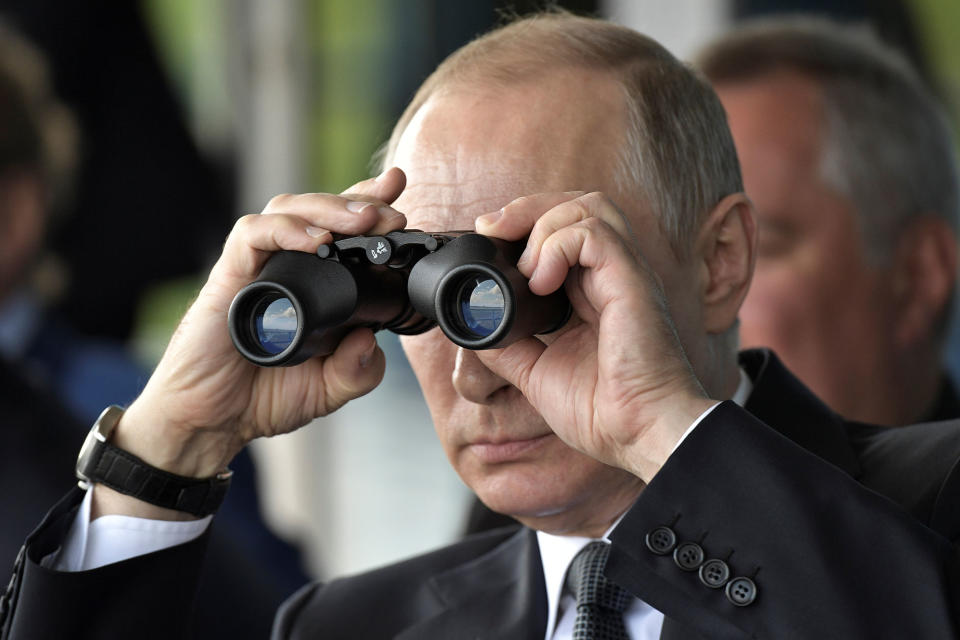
left=475, top=338, right=548, bottom=405
left=320, top=328, right=387, bottom=413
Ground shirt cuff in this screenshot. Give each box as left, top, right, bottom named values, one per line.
left=48, top=487, right=212, bottom=571
left=670, top=401, right=722, bottom=455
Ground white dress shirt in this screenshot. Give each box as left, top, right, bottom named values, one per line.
left=50, top=365, right=754, bottom=640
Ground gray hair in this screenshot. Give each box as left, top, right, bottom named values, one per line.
left=376, top=11, right=743, bottom=259
left=696, top=16, right=960, bottom=264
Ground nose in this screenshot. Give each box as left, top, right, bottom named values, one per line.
left=451, top=347, right=510, bottom=403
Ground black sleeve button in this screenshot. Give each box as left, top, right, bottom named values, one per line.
left=726, top=576, right=758, bottom=606
left=698, top=559, right=730, bottom=588
left=644, top=526, right=677, bottom=555
left=672, top=542, right=705, bottom=571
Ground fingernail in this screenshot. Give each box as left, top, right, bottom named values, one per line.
left=476, top=209, right=503, bottom=227
left=527, top=265, right=540, bottom=289
left=517, top=245, right=532, bottom=266
left=374, top=167, right=391, bottom=182
left=346, top=201, right=372, bottom=213
left=359, top=340, right=377, bottom=368
left=305, top=226, right=329, bottom=238
left=378, top=205, right=403, bottom=220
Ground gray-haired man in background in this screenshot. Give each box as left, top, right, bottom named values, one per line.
left=698, top=16, right=960, bottom=427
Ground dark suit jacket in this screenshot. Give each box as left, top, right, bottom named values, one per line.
left=0, top=350, right=309, bottom=640
left=3, top=349, right=959, bottom=639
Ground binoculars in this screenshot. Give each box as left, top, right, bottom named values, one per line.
left=228, top=230, right=571, bottom=366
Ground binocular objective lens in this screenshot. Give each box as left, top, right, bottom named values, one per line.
left=255, top=297, right=298, bottom=354
left=459, top=277, right=505, bottom=338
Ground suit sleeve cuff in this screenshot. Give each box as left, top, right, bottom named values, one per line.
left=671, top=401, right=722, bottom=455
left=49, top=487, right=212, bottom=571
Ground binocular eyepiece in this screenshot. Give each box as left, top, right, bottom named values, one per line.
left=228, top=230, right=571, bottom=366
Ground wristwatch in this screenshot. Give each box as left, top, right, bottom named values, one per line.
left=75, top=405, right=233, bottom=517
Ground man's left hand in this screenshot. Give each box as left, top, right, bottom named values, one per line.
left=474, top=191, right=716, bottom=482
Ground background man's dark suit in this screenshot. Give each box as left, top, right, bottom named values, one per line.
left=3, top=349, right=959, bottom=639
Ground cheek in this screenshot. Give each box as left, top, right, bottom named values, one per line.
left=739, top=262, right=824, bottom=348
left=400, top=330, right=457, bottom=419
left=740, top=250, right=880, bottom=353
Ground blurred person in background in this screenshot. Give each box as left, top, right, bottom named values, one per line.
left=2, top=12, right=959, bottom=639
left=0, top=16, right=88, bottom=591
left=0, top=21, right=144, bottom=425
left=0, top=0, right=235, bottom=342
left=0, top=19, right=308, bottom=639
left=697, top=16, right=960, bottom=426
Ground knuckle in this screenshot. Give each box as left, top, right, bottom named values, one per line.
left=510, top=194, right=532, bottom=208
left=263, top=193, right=294, bottom=212
left=578, top=191, right=609, bottom=208
left=579, top=215, right=607, bottom=233
left=340, top=192, right=380, bottom=206
left=501, top=195, right=531, bottom=217
left=234, top=213, right=260, bottom=234
left=579, top=191, right=621, bottom=219
left=338, top=214, right=372, bottom=234
left=567, top=192, right=610, bottom=223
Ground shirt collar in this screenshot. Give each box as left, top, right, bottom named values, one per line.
left=536, top=526, right=614, bottom=639
left=535, top=367, right=752, bottom=638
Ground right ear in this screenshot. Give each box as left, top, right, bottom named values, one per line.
left=692, top=192, right=758, bottom=335
left=889, top=215, right=958, bottom=349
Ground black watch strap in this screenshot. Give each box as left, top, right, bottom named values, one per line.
left=76, top=406, right=232, bottom=517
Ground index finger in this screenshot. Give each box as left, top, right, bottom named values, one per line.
left=475, top=191, right=586, bottom=240
left=340, top=166, right=409, bottom=235
left=340, top=166, right=407, bottom=204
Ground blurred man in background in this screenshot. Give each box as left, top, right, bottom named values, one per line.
left=698, top=16, right=960, bottom=426
left=0, top=19, right=307, bottom=639
left=0, top=16, right=94, bottom=567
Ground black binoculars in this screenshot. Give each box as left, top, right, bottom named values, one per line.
left=228, top=230, right=571, bottom=366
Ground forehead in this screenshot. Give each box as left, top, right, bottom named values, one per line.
left=392, top=70, right=629, bottom=230
left=716, top=72, right=825, bottom=192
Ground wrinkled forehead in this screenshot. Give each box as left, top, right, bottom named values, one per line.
left=391, top=71, right=628, bottom=231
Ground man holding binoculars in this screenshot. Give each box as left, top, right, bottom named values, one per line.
left=3, top=12, right=960, bottom=640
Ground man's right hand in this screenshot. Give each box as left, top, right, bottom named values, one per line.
left=93, top=168, right=409, bottom=519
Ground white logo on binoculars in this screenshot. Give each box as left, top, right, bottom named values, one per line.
left=370, top=242, right=388, bottom=260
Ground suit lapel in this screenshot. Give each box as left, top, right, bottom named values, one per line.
left=397, top=527, right=547, bottom=640
left=739, top=349, right=860, bottom=477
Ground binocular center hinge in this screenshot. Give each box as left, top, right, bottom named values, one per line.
left=317, top=230, right=445, bottom=268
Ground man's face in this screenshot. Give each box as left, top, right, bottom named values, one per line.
left=715, top=72, right=898, bottom=422
left=391, top=70, right=686, bottom=536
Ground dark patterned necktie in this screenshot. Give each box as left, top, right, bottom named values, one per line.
left=566, top=541, right=631, bottom=640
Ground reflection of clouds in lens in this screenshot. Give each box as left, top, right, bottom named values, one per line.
left=264, top=299, right=298, bottom=330
left=469, top=280, right=504, bottom=307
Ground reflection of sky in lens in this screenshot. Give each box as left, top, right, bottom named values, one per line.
left=267, top=301, right=298, bottom=329
left=470, top=279, right=504, bottom=307
left=257, top=298, right=297, bottom=354
left=461, top=278, right=504, bottom=337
